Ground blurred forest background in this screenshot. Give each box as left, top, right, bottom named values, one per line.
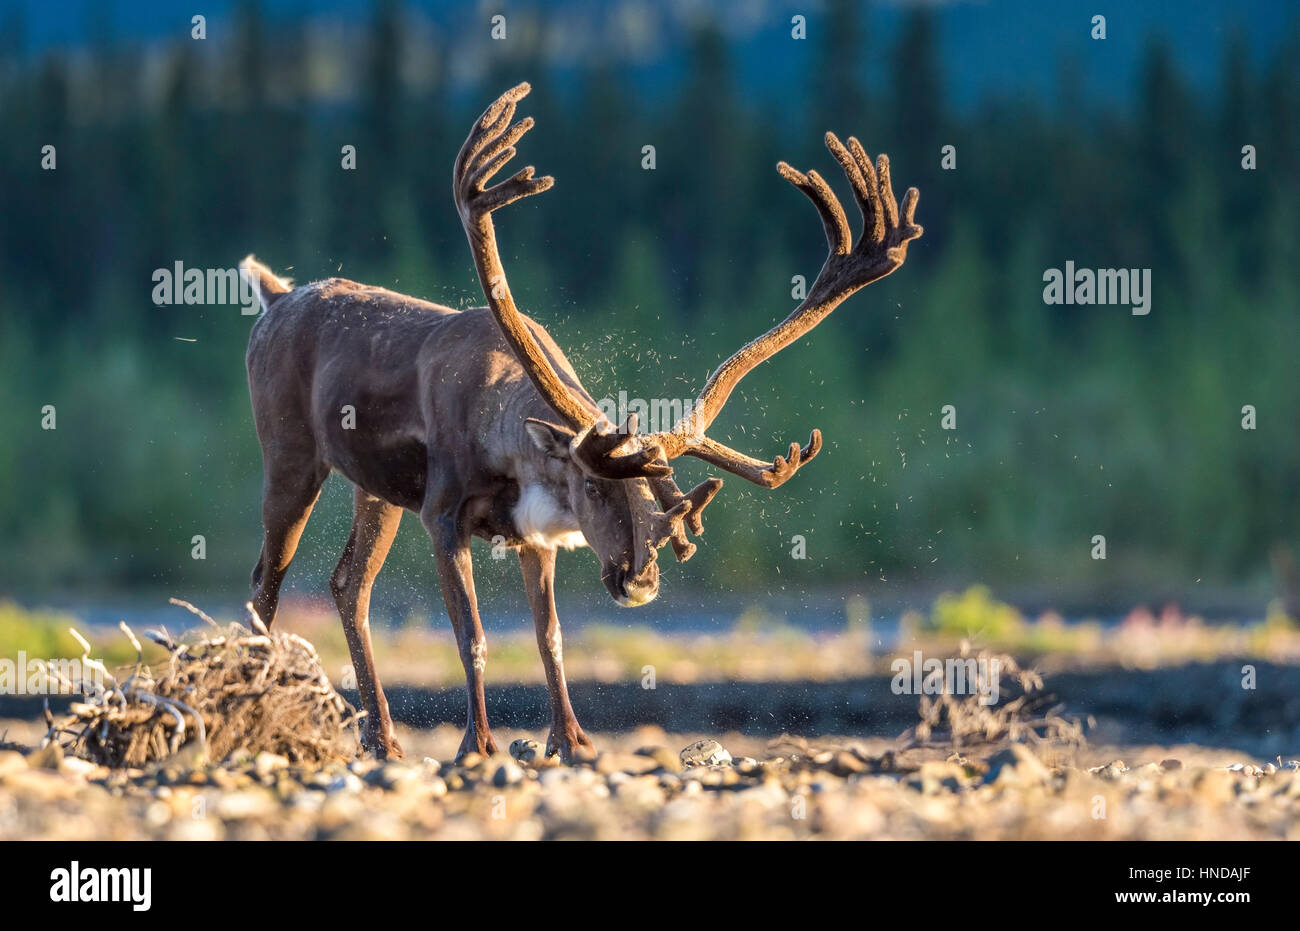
left=0, top=0, right=1297, bottom=620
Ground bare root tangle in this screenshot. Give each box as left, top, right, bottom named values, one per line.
left=898, top=649, right=1090, bottom=753
left=48, top=601, right=360, bottom=768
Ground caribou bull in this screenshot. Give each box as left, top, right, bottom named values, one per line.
left=242, top=83, right=921, bottom=762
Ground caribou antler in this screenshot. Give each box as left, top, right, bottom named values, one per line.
left=650, top=475, right=724, bottom=561
left=645, top=132, right=923, bottom=487
left=456, top=88, right=920, bottom=551
left=453, top=83, right=671, bottom=483
left=455, top=85, right=703, bottom=553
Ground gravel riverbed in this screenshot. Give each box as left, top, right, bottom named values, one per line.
left=1, top=721, right=1295, bottom=840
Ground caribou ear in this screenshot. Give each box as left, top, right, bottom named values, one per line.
left=524, top=418, right=576, bottom=459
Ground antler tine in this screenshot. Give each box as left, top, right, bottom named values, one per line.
left=874, top=153, right=899, bottom=230
left=898, top=185, right=922, bottom=242
left=844, top=138, right=883, bottom=225
left=827, top=133, right=884, bottom=245
left=678, top=476, right=723, bottom=536
left=650, top=475, right=723, bottom=561
left=454, top=82, right=528, bottom=183
left=776, top=161, right=851, bottom=256
left=454, top=88, right=554, bottom=224
left=647, top=498, right=692, bottom=552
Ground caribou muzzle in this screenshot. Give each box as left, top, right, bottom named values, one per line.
left=604, top=554, right=659, bottom=607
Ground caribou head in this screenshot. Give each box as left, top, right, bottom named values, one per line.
left=516, top=415, right=702, bottom=606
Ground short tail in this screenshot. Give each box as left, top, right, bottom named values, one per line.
left=240, top=254, right=293, bottom=311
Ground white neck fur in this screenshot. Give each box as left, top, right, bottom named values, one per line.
left=513, top=484, right=588, bottom=550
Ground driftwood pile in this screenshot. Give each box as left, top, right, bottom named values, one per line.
left=45, top=599, right=358, bottom=768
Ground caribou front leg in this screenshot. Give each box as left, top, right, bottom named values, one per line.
left=519, top=544, right=595, bottom=763
left=424, top=508, right=498, bottom=761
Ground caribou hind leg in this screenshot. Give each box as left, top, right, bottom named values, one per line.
left=331, top=486, right=405, bottom=759
left=250, top=456, right=328, bottom=629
